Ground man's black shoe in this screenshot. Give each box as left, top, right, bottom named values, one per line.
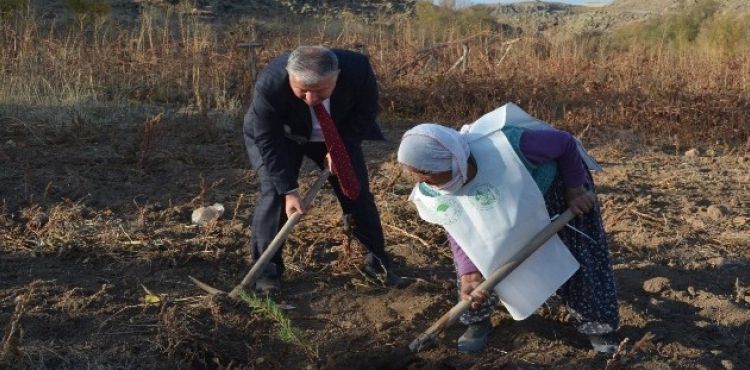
left=363, top=264, right=407, bottom=289
left=254, top=275, right=281, bottom=295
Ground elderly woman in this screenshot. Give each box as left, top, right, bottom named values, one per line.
left=397, top=117, right=619, bottom=354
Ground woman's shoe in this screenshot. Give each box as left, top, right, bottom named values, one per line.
left=457, top=320, right=493, bottom=353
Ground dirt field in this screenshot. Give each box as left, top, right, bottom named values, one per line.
left=1, top=114, right=749, bottom=369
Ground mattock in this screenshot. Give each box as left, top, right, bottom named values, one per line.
left=189, top=170, right=331, bottom=298
left=409, top=207, right=579, bottom=352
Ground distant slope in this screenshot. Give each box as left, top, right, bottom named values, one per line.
left=609, top=0, right=681, bottom=13
left=30, top=0, right=417, bottom=25
left=611, top=0, right=750, bottom=13
left=479, top=0, right=750, bottom=34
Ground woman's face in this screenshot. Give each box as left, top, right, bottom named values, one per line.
left=401, top=164, right=452, bottom=186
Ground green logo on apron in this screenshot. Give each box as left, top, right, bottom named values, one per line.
left=470, top=183, right=498, bottom=210
left=435, top=197, right=460, bottom=225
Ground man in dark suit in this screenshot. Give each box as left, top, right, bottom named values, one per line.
left=243, top=45, right=404, bottom=293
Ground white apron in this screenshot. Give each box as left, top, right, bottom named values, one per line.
left=461, top=102, right=602, bottom=171
left=409, top=130, right=580, bottom=320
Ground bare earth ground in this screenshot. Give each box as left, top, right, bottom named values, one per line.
left=1, top=114, right=749, bottom=369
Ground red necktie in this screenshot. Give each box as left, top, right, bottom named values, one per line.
left=313, top=104, right=361, bottom=200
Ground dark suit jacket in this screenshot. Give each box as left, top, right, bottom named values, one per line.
left=243, top=49, right=384, bottom=194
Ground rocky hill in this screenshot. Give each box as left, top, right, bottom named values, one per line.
left=610, top=0, right=750, bottom=13
left=28, top=0, right=417, bottom=26
left=477, top=0, right=750, bottom=34
left=26, top=0, right=750, bottom=35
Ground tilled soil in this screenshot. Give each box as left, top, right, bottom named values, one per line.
left=1, top=119, right=748, bottom=369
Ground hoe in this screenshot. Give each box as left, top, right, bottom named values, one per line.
left=189, top=170, right=330, bottom=298
left=409, top=207, right=578, bottom=352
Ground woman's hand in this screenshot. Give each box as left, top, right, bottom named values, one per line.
left=565, top=185, right=596, bottom=216
left=460, top=272, right=489, bottom=310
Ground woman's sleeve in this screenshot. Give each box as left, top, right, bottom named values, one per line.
left=447, top=233, right=479, bottom=276
left=519, top=129, right=587, bottom=188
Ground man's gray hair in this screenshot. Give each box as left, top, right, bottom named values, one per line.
left=286, top=46, right=339, bottom=85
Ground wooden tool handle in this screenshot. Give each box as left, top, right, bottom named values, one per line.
left=229, top=170, right=331, bottom=297
left=409, top=209, right=577, bottom=352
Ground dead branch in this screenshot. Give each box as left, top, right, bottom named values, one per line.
left=231, top=193, right=245, bottom=223
left=631, top=209, right=663, bottom=224
left=606, top=332, right=655, bottom=369
left=384, top=223, right=431, bottom=248
left=416, top=31, right=492, bottom=54
left=495, top=38, right=520, bottom=67
left=446, top=43, right=469, bottom=74
left=1, top=290, right=32, bottom=365
left=138, top=113, right=162, bottom=169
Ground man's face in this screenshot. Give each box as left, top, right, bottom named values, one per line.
left=289, top=73, right=337, bottom=107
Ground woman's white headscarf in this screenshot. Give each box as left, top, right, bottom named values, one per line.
left=397, top=123, right=470, bottom=191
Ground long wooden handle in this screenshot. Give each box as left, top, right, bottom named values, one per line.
left=409, top=208, right=577, bottom=352
left=229, top=170, right=331, bottom=298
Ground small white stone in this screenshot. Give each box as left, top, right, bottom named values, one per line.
left=721, top=359, right=734, bottom=370
left=191, top=203, right=225, bottom=225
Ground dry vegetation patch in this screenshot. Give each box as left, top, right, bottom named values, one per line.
left=1, top=1, right=749, bottom=369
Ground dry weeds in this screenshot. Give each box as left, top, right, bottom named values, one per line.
left=0, top=2, right=749, bottom=369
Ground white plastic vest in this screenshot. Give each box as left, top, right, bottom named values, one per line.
left=462, top=102, right=602, bottom=171
left=409, top=130, right=580, bottom=320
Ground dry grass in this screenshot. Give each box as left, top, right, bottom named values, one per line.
left=1, top=2, right=749, bottom=368
left=0, top=3, right=748, bottom=148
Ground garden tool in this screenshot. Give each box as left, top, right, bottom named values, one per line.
left=190, top=169, right=330, bottom=298
left=409, top=207, right=578, bottom=352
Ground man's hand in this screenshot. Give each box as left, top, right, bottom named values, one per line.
left=460, top=272, right=489, bottom=311
left=565, top=185, right=595, bottom=216
left=284, top=191, right=305, bottom=217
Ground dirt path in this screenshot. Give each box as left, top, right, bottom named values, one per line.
left=1, top=120, right=748, bottom=369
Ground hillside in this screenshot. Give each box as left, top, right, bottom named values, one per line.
left=27, top=0, right=417, bottom=25
left=481, top=0, right=750, bottom=34
left=610, top=0, right=750, bottom=13
left=24, top=0, right=750, bottom=35
left=2, top=0, right=749, bottom=369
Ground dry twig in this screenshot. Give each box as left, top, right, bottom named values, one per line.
left=384, top=223, right=431, bottom=248
left=1, top=289, right=32, bottom=365
left=606, top=332, right=655, bottom=369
